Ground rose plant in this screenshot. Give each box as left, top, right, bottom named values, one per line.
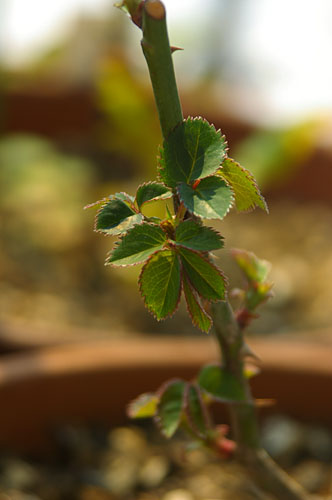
left=90, top=2, right=318, bottom=498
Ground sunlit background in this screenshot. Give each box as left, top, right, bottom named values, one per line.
left=1, top=0, right=332, bottom=346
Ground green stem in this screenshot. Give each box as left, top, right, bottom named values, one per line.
left=141, top=0, right=183, bottom=139
left=136, top=2, right=316, bottom=499
left=212, top=301, right=260, bottom=451
left=212, top=301, right=316, bottom=500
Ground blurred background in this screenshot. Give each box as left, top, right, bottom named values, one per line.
left=1, top=0, right=332, bottom=347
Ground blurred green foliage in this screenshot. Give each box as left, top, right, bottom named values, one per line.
left=96, top=57, right=161, bottom=177
left=234, top=119, right=318, bottom=189
left=0, top=135, right=94, bottom=251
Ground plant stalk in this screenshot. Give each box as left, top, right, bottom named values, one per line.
left=141, top=0, right=183, bottom=139
left=138, top=2, right=317, bottom=498
left=212, top=301, right=316, bottom=500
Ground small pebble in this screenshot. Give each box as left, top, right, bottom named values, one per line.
left=0, top=460, right=39, bottom=489
left=305, top=426, right=332, bottom=461
left=108, top=427, right=147, bottom=455
left=103, top=456, right=139, bottom=495
left=291, top=460, right=329, bottom=493
left=162, top=489, right=194, bottom=500
left=261, top=415, right=305, bottom=465
left=79, top=485, right=116, bottom=500
left=138, top=455, right=170, bottom=488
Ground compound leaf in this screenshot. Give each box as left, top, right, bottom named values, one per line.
left=136, top=182, right=172, bottom=209
left=178, top=176, right=233, bottom=220
left=127, top=393, right=159, bottom=419
left=175, top=220, right=223, bottom=252
left=198, top=364, right=246, bottom=402
left=139, top=249, right=181, bottom=320
left=185, top=384, right=211, bottom=438
left=95, top=197, right=142, bottom=235
left=159, top=117, right=227, bottom=188
left=180, top=247, right=227, bottom=301
left=156, top=380, right=186, bottom=438
left=107, top=223, right=166, bottom=266
left=183, top=276, right=212, bottom=333
left=218, top=158, right=268, bottom=212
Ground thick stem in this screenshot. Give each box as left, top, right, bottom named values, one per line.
left=141, top=0, right=183, bottom=139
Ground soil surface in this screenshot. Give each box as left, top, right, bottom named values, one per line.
left=0, top=416, right=331, bottom=500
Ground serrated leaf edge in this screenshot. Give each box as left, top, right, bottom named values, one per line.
left=219, top=158, right=268, bottom=213
left=127, top=392, right=159, bottom=419
left=94, top=198, right=137, bottom=235
left=177, top=176, right=235, bottom=221
left=106, top=222, right=167, bottom=267
left=157, top=116, right=229, bottom=187
left=175, top=220, right=224, bottom=252
left=182, top=275, right=213, bottom=333
left=138, top=249, right=183, bottom=320
left=184, top=383, right=212, bottom=439
left=154, top=378, right=186, bottom=438
left=136, top=181, right=173, bottom=208
left=180, top=248, right=228, bottom=302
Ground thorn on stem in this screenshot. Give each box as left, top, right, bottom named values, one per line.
left=171, top=46, right=184, bottom=53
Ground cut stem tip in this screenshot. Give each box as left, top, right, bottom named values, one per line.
left=144, top=0, right=165, bottom=20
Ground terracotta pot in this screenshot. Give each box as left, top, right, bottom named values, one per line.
left=0, top=335, right=331, bottom=454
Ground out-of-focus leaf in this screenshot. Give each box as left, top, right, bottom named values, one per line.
left=156, top=380, right=186, bottom=438
left=231, top=248, right=271, bottom=284
left=198, top=364, right=246, bottom=402
left=185, top=384, right=211, bottom=438
left=244, top=364, right=261, bottom=379
left=127, top=393, right=159, bottom=418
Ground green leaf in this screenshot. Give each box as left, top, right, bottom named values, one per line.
left=244, top=364, right=261, bottom=379
left=218, top=158, right=268, bottom=212
left=231, top=248, right=271, bottom=284
left=185, top=384, right=211, bottom=438
left=136, top=182, right=172, bottom=209
left=180, top=248, right=227, bottom=301
left=183, top=276, right=212, bottom=333
left=198, top=364, right=246, bottom=402
left=127, top=393, right=159, bottom=419
left=157, top=380, right=186, bottom=438
left=159, top=117, right=227, bottom=188
left=115, top=191, right=135, bottom=204
left=178, top=176, right=233, bottom=220
left=139, top=249, right=181, bottom=320
left=175, top=220, right=223, bottom=252
left=84, top=198, right=107, bottom=210
left=95, top=197, right=143, bottom=235
left=107, top=223, right=166, bottom=266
